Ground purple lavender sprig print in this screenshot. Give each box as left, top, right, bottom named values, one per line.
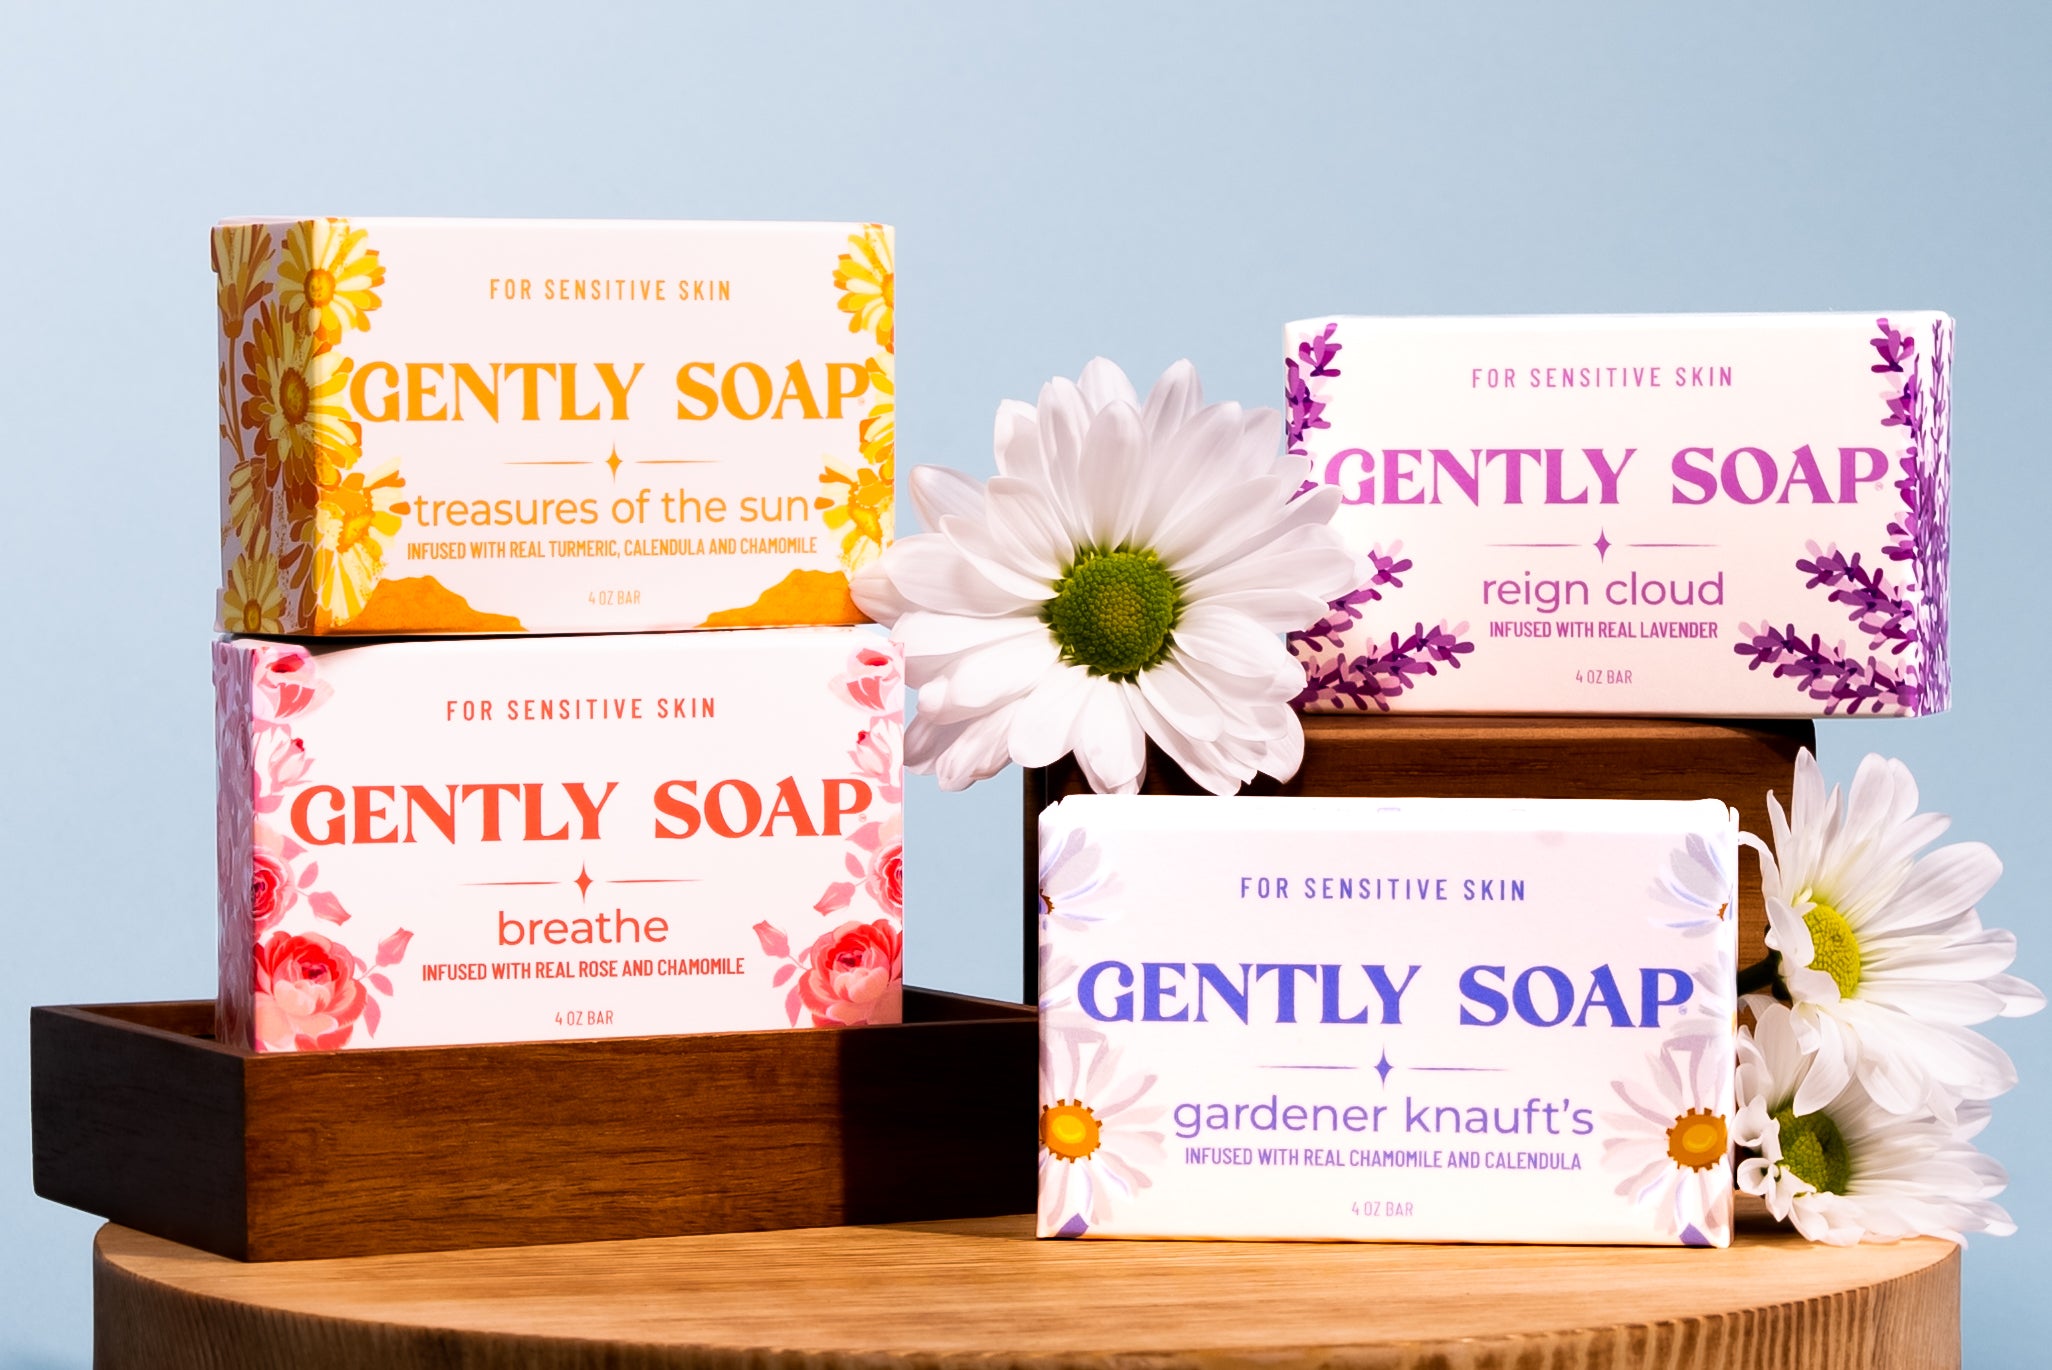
left=1288, top=543, right=1477, bottom=711
left=1732, top=315, right=1950, bottom=715
left=1285, top=322, right=1341, bottom=457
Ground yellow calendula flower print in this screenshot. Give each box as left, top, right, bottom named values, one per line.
left=226, top=457, right=273, bottom=548
left=818, top=457, right=893, bottom=574
left=211, top=223, right=274, bottom=343
left=241, top=303, right=362, bottom=494
left=313, top=462, right=407, bottom=627
left=221, top=531, right=287, bottom=634
left=833, top=225, right=894, bottom=355
left=858, top=356, right=894, bottom=472
left=280, top=219, right=385, bottom=350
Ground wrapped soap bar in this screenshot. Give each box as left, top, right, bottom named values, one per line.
left=214, top=628, right=904, bottom=1050
left=1284, top=312, right=1950, bottom=716
left=212, top=217, right=895, bottom=635
left=1037, top=795, right=1738, bottom=1245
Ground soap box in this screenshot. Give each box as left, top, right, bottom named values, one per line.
left=1036, top=795, right=1739, bottom=1245
left=1284, top=312, right=1950, bottom=716
left=214, top=628, right=904, bottom=1050
left=212, top=217, right=894, bottom=635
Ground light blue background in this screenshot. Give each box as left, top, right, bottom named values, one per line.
left=2, top=2, right=2045, bottom=1364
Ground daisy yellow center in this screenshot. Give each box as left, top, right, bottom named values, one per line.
left=1772, top=1106, right=1852, bottom=1195
left=1040, top=1100, right=1102, bottom=1162
left=239, top=598, right=267, bottom=633
left=305, top=267, right=336, bottom=307
left=1664, top=1108, right=1728, bottom=1172
left=1801, top=899, right=1863, bottom=998
left=279, top=369, right=311, bottom=425
left=1042, top=549, right=1181, bottom=680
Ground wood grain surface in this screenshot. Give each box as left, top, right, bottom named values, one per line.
left=1026, top=715, right=1813, bottom=999
left=35, top=990, right=1035, bottom=1261
left=94, top=1208, right=1959, bottom=1370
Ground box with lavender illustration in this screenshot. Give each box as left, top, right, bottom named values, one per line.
left=1036, top=795, right=1738, bottom=1245
left=1284, top=312, right=1950, bottom=715
left=214, top=628, right=903, bottom=1051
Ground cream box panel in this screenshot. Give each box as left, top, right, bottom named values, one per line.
left=1037, top=795, right=1738, bottom=1244
left=1284, top=312, right=1950, bottom=716
left=213, top=217, right=894, bottom=635
left=215, top=628, right=904, bottom=1050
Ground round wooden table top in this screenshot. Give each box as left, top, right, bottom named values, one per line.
left=94, top=1210, right=1959, bottom=1370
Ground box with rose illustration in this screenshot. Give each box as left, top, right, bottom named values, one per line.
left=1037, top=794, right=1739, bottom=1245
left=1284, top=312, right=1951, bottom=716
left=214, top=626, right=904, bottom=1051
left=212, top=217, right=895, bottom=637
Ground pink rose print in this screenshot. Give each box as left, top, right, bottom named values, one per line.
left=250, top=925, right=412, bottom=1052
left=252, top=930, right=370, bottom=1051
left=814, top=812, right=904, bottom=919
left=250, top=644, right=331, bottom=728
left=797, top=919, right=903, bottom=1026
left=862, top=817, right=904, bottom=920
left=850, top=717, right=903, bottom=805
left=833, top=644, right=903, bottom=719
left=252, top=730, right=314, bottom=814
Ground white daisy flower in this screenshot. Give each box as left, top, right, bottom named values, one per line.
left=1038, top=1031, right=1167, bottom=1236
left=852, top=358, right=1361, bottom=795
left=1600, top=1025, right=1735, bottom=1246
left=1734, top=1001, right=2014, bottom=1246
left=1750, top=749, right=2043, bottom=1118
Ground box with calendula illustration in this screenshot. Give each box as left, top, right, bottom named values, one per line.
left=212, top=218, right=895, bottom=635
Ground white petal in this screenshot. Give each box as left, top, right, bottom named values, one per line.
left=1140, top=359, right=1203, bottom=450
left=1171, top=603, right=1301, bottom=684
left=909, top=465, right=985, bottom=530
left=1076, top=357, right=1139, bottom=414
left=941, top=513, right=1061, bottom=601
left=1072, top=680, right=1148, bottom=794
left=930, top=706, right=1020, bottom=791
left=1198, top=587, right=1333, bottom=632
left=1134, top=658, right=1224, bottom=743
left=1008, top=663, right=1096, bottom=768
left=850, top=562, right=910, bottom=626
left=942, top=628, right=1062, bottom=711
left=1124, top=684, right=1247, bottom=796
left=882, top=536, right=1039, bottom=617
left=1863, top=842, right=2001, bottom=935
left=1076, top=401, right=1148, bottom=550
left=994, top=399, right=1048, bottom=485
left=893, top=610, right=1044, bottom=665
left=1181, top=522, right=1361, bottom=605
left=1151, top=474, right=1296, bottom=571
left=983, top=477, right=1075, bottom=579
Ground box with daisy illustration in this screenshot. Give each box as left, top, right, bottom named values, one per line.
left=214, top=627, right=905, bottom=1050
left=1284, top=312, right=1950, bottom=716
left=1037, top=794, right=1739, bottom=1245
left=212, top=217, right=895, bottom=635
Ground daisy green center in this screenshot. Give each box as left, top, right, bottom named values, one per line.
left=1771, top=1105, right=1852, bottom=1195
left=1801, top=899, right=1862, bottom=998
left=1042, top=548, right=1181, bottom=680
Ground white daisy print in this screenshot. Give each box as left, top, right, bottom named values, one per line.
left=1038, top=1032, right=1167, bottom=1237
left=1601, top=1025, right=1735, bottom=1246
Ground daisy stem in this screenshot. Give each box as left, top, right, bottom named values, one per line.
left=1735, top=953, right=1782, bottom=998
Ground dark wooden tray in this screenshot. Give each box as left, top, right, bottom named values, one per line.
left=1025, top=715, right=1814, bottom=999
left=32, top=988, right=1034, bottom=1262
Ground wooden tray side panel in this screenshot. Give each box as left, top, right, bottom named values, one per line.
left=232, top=990, right=1033, bottom=1260
left=1027, top=717, right=1815, bottom=996
left=31, top=1005, right=250, bottom=1259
